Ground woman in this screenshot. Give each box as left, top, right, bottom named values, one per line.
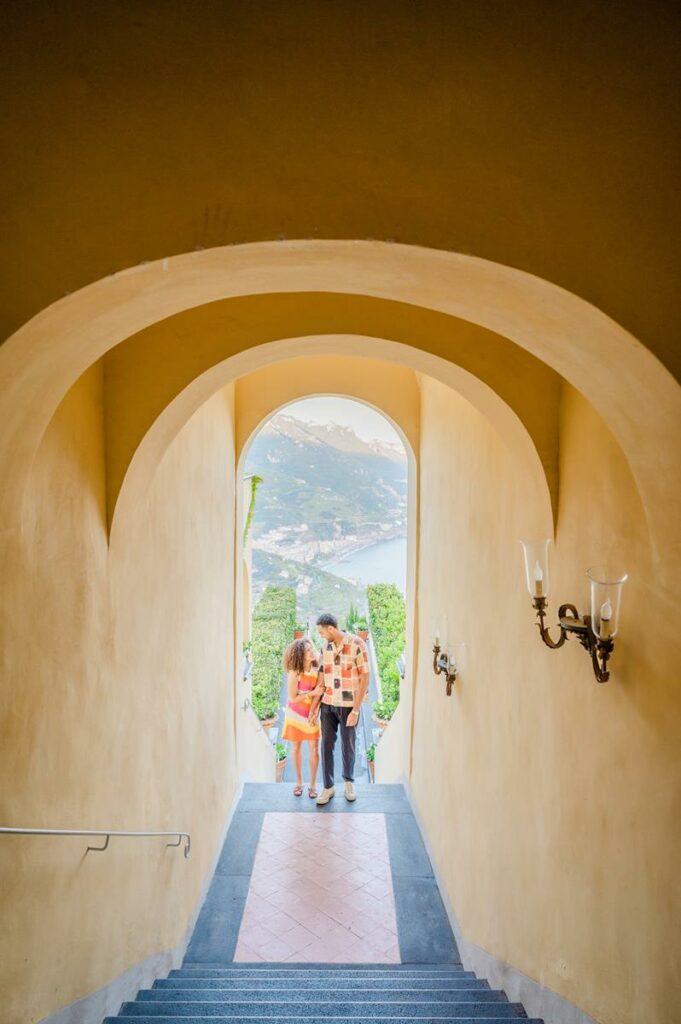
left=281, top=638, right=324, bottom=797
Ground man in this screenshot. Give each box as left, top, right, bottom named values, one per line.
left=311, top=612, right=370, bottom=805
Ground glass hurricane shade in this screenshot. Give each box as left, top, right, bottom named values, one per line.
left=587, top=566, right=628, bottom=639
left=446, top=642, right=465, bottom=674
left=520, top=540, right=551, bottom=599
left=431, top=615, right=448, bottom=647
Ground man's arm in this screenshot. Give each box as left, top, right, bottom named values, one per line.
left=347, top=638, right=370, bottom=725
left=347, top=672, right=369, bottom=727
left=354, top=670, right=370, bottom=709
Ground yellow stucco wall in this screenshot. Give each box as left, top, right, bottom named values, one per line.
left=0, top=368, right=239, bottom=1024
left=2, top=3, right=678, bottom=379
left=411, top=376, right=681, bottom=1024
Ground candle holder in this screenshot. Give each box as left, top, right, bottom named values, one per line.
left=430, top=638, right=462, bottom=696
left=521, top=542, right=627, bottom=684
left=432, top=643, right=458, bottom=695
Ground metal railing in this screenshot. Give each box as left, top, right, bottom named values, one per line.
left=0, top=827, right=191, bottom=857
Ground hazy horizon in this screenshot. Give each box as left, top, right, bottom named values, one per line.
left=278, top=397, right=403, bottom=447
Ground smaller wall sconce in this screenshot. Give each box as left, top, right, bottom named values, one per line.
left=431, top=617, right=464, bottom=695
left=520, top=540, right=628, bottom=683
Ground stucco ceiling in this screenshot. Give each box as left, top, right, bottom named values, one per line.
left=1, top=0, right=679, bottom=377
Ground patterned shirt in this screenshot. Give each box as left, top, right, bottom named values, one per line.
left=320, top=632, right=370, bottom=708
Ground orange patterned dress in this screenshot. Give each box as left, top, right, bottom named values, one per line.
left=281, top=670, right=322, bottom=742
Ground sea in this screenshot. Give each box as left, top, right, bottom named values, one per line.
left=324, top=536, right=407, bottom=593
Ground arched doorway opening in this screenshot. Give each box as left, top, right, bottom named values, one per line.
left=239, top=394, right=413, bottom=788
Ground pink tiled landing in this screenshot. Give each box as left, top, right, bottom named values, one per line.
left=234, top=812, right=400, bottom=963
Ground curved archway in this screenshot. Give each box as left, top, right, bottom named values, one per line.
left=108, top=337, right=553, bottom=555
left=1, top=241, right=677, bottom=562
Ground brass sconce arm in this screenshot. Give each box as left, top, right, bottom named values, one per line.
left=432, top=643, right=458, bottom=696
left=532, top=597, right=614, bottom=683
left=533, top=596, right=569, bottom=648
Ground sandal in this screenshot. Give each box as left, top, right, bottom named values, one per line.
left=308, top=786, right=318, bottom=799
left=293, top=784, right=303, bottom=797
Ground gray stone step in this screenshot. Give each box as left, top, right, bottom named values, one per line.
left=153, top=979, right=491, bottom=992
left=115, top=1001, right=526, bottom=1017
left=108, top=1019, right=543, bottom=1024
left=138, top=989, right=505, bottom=1003
left=172, top=968, right=476, bottom=979
left=180, top=962, right=465, bottom=971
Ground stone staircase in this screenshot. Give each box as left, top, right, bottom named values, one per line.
left=104, top=962, right=543, bottom=1022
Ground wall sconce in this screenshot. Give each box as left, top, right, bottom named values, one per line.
left=520, top=540, right=628, bottom=683
left=431, top=618, right=464, bottom=696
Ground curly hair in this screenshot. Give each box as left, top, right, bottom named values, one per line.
left=316, top=612, right=338, bottom=628
left=283, top=638, right=313, bottom=673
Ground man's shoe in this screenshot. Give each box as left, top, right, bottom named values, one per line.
left=344, top=781, right=356, bottom=802
left=316, top=787, right=335, bottom=806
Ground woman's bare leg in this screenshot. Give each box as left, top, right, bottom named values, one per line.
left=292, top=742, right=303, bottom=787
left=307, top=739, right=319, bottom=791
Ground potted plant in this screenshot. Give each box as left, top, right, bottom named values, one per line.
left=345, top=602, right=359, bottom=632
left=293, top=623, right=307, bottom=639
left=355, top=618, right=369, bottom=641
left=372, top=699, right=395, bottom=731
left=366, top=742, right=376, bottom=782
left=275, top=742, right=288, bottom=782
left=258, top=704, right=279, bottom=730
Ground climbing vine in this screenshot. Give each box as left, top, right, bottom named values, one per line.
left=243, top=474, right=264, bottom=544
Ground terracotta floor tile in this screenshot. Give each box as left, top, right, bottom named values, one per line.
left=281, top=922, right=320, bottom=953
left=237, top=921, right=276, bottom=951
left=348, top=889, right=384, bottom=913
left=235, top=811, right=399, bottom=964
left=247, top=900, right=279, bottom=926
left=249, top=875, right=282, bottom=899
left=364, top=861, right=391, bottom=881
left=264, top=888, right=293, bottom=912
left=233, top=941, right=265, bottom=962
left=295, top=907, right=346, bottom=940
left=254, top=935, right=297, bottom=962
left=364, top=923, right=400, bottom=954
left=342, top=867, right=375, bottom=887
left=315, top=873, right=361, bottom=897
left=361, top=876, right=393, bottom=900
left=337, top=945, right=386, bottom=964
left=261, top=908, right=299, bottom=934
left=289, top=942, right=326, bottom=962
left=347, top=917, right=375, bottom=939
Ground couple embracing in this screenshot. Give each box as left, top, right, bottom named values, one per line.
left=281, top=613, right=370, bottom=804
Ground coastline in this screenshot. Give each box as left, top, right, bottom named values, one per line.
left=253, top=527, right=406, bottom=570
left=317, top=532, right=407, bottom=571
left=317, top=536, right=403, bottom=577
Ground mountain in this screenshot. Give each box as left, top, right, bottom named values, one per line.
left=251, top=549, right=365, bottom=626
left=273, top=416, right=405, bottom=462
left=245, top=413, right=408, bottom=564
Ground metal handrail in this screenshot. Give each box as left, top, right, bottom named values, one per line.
left=0, top=827, right=191, bottom=857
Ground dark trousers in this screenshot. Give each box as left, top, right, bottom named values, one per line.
left=320, top=704, right=356, bottom=789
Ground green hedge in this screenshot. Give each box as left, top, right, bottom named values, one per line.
left=367, top=583, right=405, bottom=718
left=251, top=585, right=297, bottom=719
